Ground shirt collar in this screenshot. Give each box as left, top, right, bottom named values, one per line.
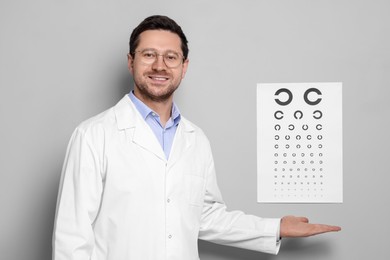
left=128, top=91, right=181, bottom=125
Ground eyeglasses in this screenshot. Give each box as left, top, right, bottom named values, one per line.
left=134, top=49, right=185, bottom=68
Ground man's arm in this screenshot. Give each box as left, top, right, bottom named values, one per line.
left=53, top=127, right=103, bottom=260
left=198, top=144, right=281, bottom=255
left=280, top=215, right=341, bottom=238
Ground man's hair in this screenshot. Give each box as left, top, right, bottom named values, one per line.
left=129, top=15, right=189, bottom=59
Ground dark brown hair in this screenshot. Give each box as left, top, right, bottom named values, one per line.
left=129, top=15, right=189, bottom=59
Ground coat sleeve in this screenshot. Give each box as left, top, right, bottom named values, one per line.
left=198, top=147, right=281, bottom=255
left=52, top=127, right=103, bottom=260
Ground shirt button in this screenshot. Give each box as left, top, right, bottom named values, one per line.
left=168, top=234, right=172, bottom=239
left=167, top=198, right=171, bottom=203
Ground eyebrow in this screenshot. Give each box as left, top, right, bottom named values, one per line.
left=139, top=48, right=182, bottom=54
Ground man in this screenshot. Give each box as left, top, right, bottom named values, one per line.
left=52, top=15, right=340, bottom=260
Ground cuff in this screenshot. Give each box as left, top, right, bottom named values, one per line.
left=261, top=218, right=282, bottom=255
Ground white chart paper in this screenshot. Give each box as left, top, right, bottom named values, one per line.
left=257, top=82, right=343, bottom=203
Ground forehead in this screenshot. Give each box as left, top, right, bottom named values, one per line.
left=137, top=30, right=182, bottom=52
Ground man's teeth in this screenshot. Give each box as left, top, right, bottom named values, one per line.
left=151, top=76, right=167, bottom=81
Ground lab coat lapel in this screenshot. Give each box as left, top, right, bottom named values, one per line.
left=168, top=118, right=195, bottom=167
left=114, top=95, right=166, bottom=161
left=132, top=123, right=166, bottom=161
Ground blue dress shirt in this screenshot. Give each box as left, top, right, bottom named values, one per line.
left=128, top=91, right=181, bottom=159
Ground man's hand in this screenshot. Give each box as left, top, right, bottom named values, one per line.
left=280, top=215, right=341, bottom=238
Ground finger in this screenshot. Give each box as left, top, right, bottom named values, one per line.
left=311, top=224, right=341, bottom=236
left=324, top=224, right=341, bottom=232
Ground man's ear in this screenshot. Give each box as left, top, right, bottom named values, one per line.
left=127, top=53, right=134, bottom=75
left=181, top=59, right=189, bottom=79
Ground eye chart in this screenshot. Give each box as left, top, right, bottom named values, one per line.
left=257, top=82, right=343, bottom=203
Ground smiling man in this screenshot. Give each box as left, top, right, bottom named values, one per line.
left=52, top=15, right=340, bottom=260
left=128, top=29, right=188, bottom=127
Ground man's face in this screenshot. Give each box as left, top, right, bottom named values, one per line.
left=128, top=30, right=189, bottom=103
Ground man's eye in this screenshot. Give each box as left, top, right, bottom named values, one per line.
left=165, top=53, right=178, bottom=60
left=143, top=52, right=156, bottom=58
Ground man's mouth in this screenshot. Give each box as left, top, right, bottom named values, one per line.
left=148, top=75, right=169, bottom=81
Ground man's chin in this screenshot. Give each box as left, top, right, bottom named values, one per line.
left=141, top=90, right=175, bottom=103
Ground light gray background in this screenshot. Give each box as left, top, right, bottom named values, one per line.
left=1, top=0, right=389, bottom=259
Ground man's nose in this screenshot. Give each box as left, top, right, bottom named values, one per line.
left=152, top=55, right=167, bottom=70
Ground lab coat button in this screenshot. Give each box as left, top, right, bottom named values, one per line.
left=167, top=198, right=171, bottom=203
left=168, top=234, right=172, bottom=239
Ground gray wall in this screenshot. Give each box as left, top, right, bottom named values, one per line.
left=1, top=0, right=389, bottom=259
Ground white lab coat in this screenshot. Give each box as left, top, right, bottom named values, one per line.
left=53, top=95, right=280, bottom=260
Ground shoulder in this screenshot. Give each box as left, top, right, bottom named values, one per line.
left=75, top=107, right=116, bottom=137
left=74, top=95, right=135, bottom=136
left=180, top=116, right=212, bottom=147
left=180, top=116, right=206, bottom=136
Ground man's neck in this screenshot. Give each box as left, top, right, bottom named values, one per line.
left=133, top=90, right=173, bottom=127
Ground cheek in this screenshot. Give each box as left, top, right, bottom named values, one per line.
left=131, top=65, right=147, bottom=78
left=176, top=67, right=185, bottom=80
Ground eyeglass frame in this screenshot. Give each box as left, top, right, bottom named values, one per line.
left=132, top=49, right=186, bottom=68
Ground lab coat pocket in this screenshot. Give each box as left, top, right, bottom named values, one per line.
left=186, top=174, right=206, bottom=207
